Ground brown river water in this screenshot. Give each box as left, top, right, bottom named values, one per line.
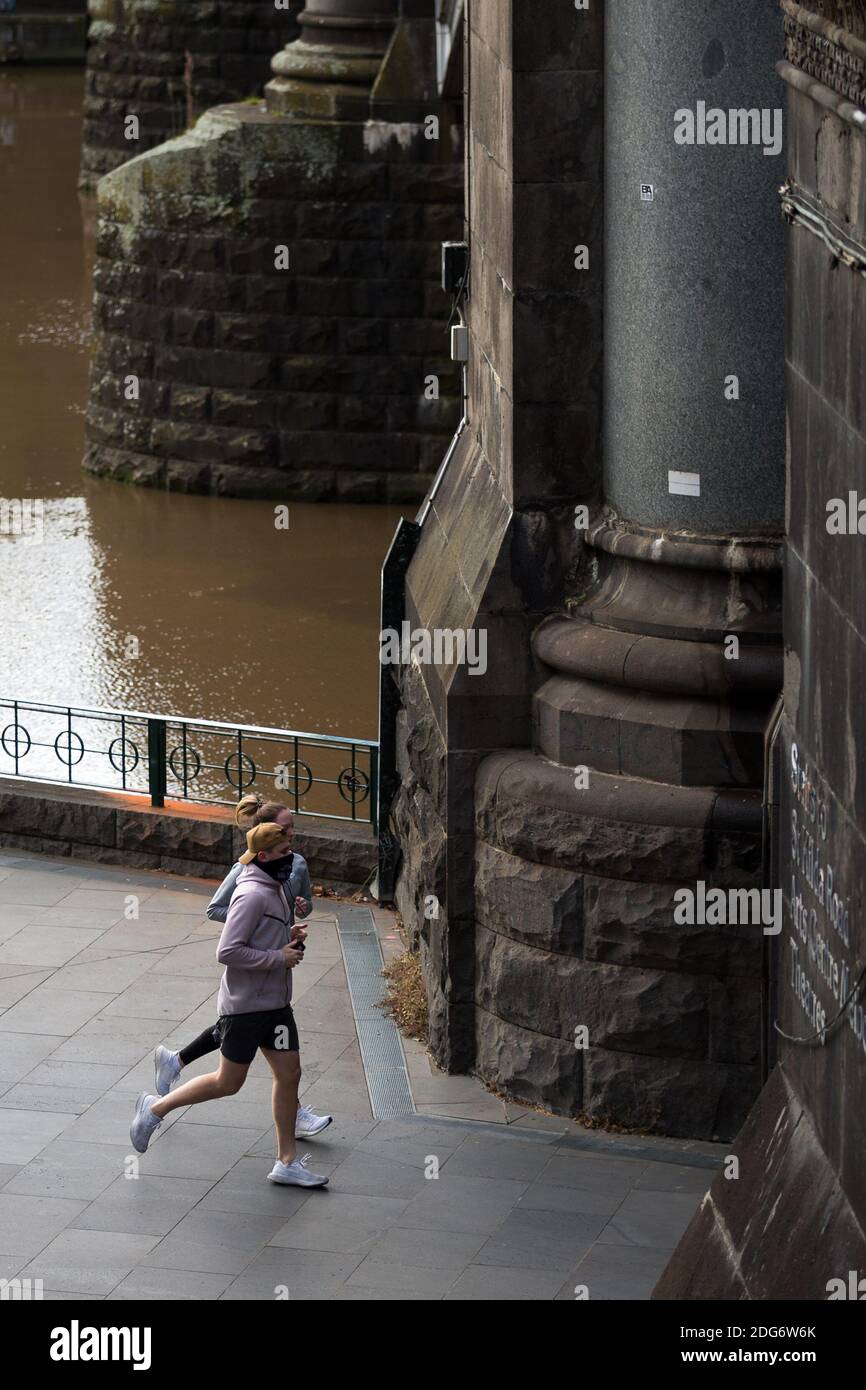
left=0, top=68, right=404, bottom=765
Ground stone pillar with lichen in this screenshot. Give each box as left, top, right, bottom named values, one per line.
left=83, top=0, right=464, bottom=501
left=80, top=0, right=303, bottom=187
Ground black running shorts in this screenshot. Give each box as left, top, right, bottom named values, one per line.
left=216, top=1006, right=299, bottom=1064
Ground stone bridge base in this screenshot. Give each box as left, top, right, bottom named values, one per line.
left=0, top=778, right=375, bottom=891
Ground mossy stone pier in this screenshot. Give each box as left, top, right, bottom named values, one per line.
left=83, top=0, right=463, bottom=502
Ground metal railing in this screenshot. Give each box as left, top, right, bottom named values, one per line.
left=0, top=698, right=378, bottom=832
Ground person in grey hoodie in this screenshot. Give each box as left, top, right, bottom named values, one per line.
left=130, top=821, right=329, bottom=1188
left=150, top=798, right=332, bottom=1140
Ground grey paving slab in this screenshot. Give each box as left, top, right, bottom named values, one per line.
left=293, top=986, right=358, bottom=1035
left=0, top=1107, right=78, bottom=1163
left=136, top=1204, right=290, bottom=1276
left=597, top=1189, right=702, bottom=1250
left=515, top=1180, right=629, bottom=1219
left=50, top=951, right=165, bottom=994
left=95, top=916, right=208, bottom=953
left=48, top=889, right=160, bottom=914
left=139, top=889, right=213, bottom=914
left=97, top=975, right=218, bottom=1022
left=49, top=1034, right=157, bottom=1067
left=61, top=1091, right=158, bottom=1145
left=197, top=1158, right=313, bottom=1219
left=1, top=1140, right=131, bottom=1200
left=270, top=1193, right=410, bottom=1255
left=299, top=1076, right=374, bottom=1120
left=0, top=907, right=46, bottom=939
left=362, top=1225, right=488, bottom=1271
left=74, top=1012, right=186, bottom=1046
left=0, top=925, right=106, bottom=968
left=311, top=961, right=350, bottom=989
left=22, top=1229, right=161, bottom=1295
left=444, top=1263, right=568, bottom=1301
left=178, top=1096, right=274, bottom=1130
left=0, top=875, right=89, bottom=906
left=41, top=1290, right=104, bottom=1301
left=355, top=1119, right=466, bottom=1169
left=0, top=854, right=707, bottom=1302
left=0, top=969, right=53, bottom=1008
left=219, top=1247, right=364, bottom=1299
left=440, top=1135, right=555, bottom=1183
left=332, top=1285, right=439, bottom=1300
left=633, top=1161, right=715, bottom=1195
left=137, top=1122, right=265, bottom=1181
left=0, top=1082, right=113, bottom=1114
left=414, top=1100, right=511, bottom=1123
left=146, top=941, right=224, bottom=979
left=28, top=908, right=125, bottom=931
left=540, top=1150, right=651, bottom=1194
left=0, top=1031, right=63, bottom=1089
left=345, top=1258, right=457, bottom=1296
left=72, top=1175, right=215, bottom=1237
left=247, top=1111, right=379, bottom=1162
left=293, top=1030, right=359, bottom=1072
left=325, top=1150, right=431, bottom=1201
left=394, top=1175, right=529, bottom=1235
left=0, top=1193, right=88, bottom=1260
left=473, top=1206, right=605, bottom=1273
left=560, top=1243, right=673, bottom=1301
left=0, top=961, right=46, bottom=979
left=0, top=987, right=109, bottom=1037
left=107, top=1268, right=235, bottom=1300
left=21, top=1058, right=131, bottom=1092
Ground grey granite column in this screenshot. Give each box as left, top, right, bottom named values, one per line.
left=267, top=0, right=400, bottom=118
left=604, top=0, right=785, bottom=535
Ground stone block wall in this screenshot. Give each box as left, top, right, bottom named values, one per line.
left=392, top=0, right=602, bottom=1067
left=657, top=0, right=866, bottom=1293
left=81, top=0, right=302, bottom=186
left=0, top=1, right=86, bottom=62
left=83, top=19, right=464, bottom=502
left=0, top=778, right=376, bottom=887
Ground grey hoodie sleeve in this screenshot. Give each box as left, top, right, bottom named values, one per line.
left=216, top=886, right=286, bottom=971
left=290, top=855, right=314, bottom=920
left=207, top=861, right=242, bottom=923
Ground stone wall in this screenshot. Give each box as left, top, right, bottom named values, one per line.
left=657, top=0, right=866, bottom=1293
left=83, top=16, right=463, bottom=503
left=0, top=778, right=375, bottom=889
left=392, top=0, right=782, bottom=1143
left=393, top=0, right=601, bottom=1070
left=1, top=1, right=86, bottom=62
left=81, top=0, right=302, bottom=186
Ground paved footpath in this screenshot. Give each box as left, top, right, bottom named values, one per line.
left=0, top=850, right=723, bottom=1301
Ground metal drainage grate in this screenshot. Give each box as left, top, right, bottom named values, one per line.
left=337, top=907, right=415, bottom=1119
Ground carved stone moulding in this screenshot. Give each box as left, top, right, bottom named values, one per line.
left=802, top=1, right=866, bottom=37
left=783, top=0, right=866, bottom=109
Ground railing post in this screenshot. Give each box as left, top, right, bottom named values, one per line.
left=370, top=744, right=379, bottom=837
left=147, top=718, right=167, bottom=808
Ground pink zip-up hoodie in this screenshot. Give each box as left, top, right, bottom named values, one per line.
left=215, top=862, right=293, bottom=1016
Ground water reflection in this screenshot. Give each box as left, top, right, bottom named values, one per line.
left=0, top=68, right=403, bottom=739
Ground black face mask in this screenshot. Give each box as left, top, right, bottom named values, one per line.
left=257, top=853, right=293, bottom=880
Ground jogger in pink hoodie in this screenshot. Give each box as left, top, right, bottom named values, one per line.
left=129, top=821, right=329, bottom=1188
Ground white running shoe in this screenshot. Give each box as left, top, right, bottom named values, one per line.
left=267, top=1154, right=329, bottom=1188
left=153, top=1045, right=182, bottom=1097
left=130, top=1093, right=162, bottom=1153
left=295, top=1105, right=333, bottom=1138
